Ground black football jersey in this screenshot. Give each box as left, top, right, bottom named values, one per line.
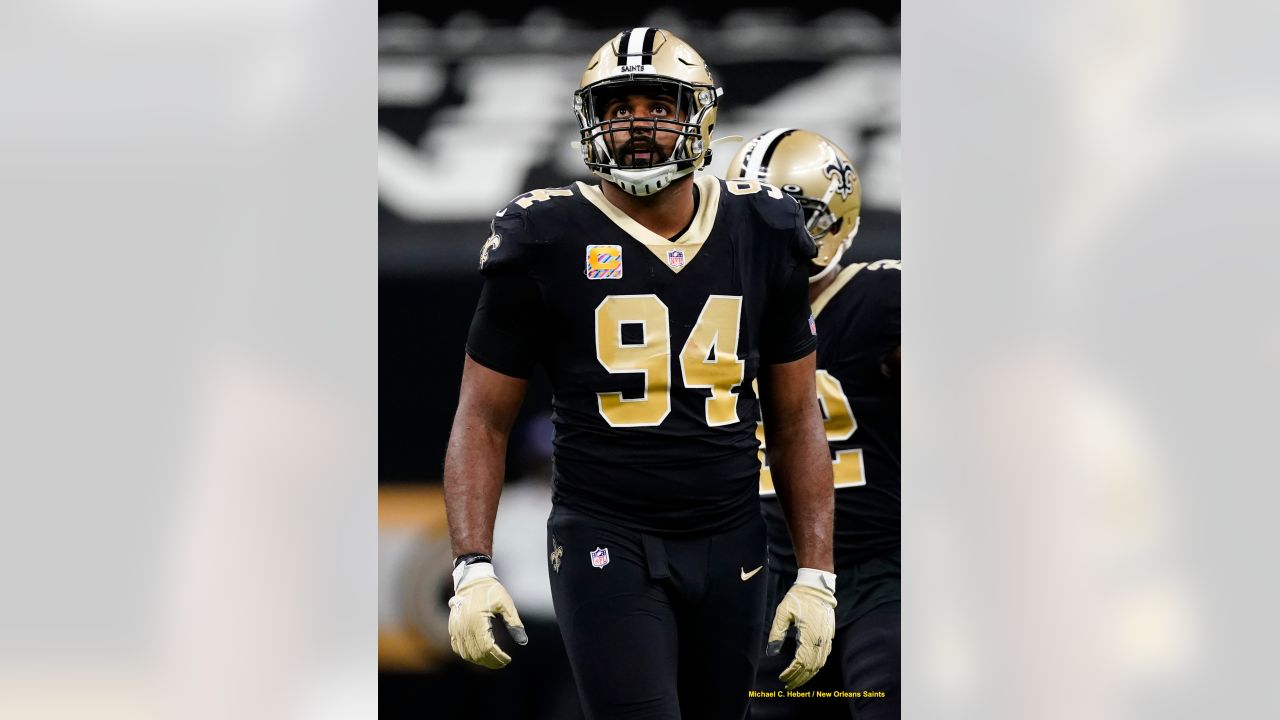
left=467, top=175, right=817, bottom=535
left=760, top=259, right=901, bottom=574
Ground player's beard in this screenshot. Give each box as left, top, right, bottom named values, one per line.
left=614, top=137, right=672, bottom=169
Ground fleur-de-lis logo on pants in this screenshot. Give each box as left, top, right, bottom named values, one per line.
left=549, top=541, right=564, bottom=573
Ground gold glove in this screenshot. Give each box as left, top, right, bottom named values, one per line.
left=765, top=568, right=837, bottom=690
left=446, top=560, right=528, bottom=669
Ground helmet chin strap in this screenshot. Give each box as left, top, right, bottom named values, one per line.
left=599, top=163, right=695, bottom=197
left=808, top=259, right=842, bottom=284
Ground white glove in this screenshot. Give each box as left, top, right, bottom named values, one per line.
left=447, top=560, right=528, bottom=669
left=765, top=568, right=837, bottom=690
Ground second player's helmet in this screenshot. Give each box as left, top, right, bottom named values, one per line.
left=728, top=129, right=862, bottom=282
left=574, top=28, right=722, bottom=196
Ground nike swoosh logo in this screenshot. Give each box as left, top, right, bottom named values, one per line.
left=740, top=566, right=763, bottom=581
left=495, top=208, right=507, bottom=217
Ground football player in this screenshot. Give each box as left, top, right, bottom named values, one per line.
left=730, top=130, right=901, bottom=719
left=442, top=29, right=838, bottom=720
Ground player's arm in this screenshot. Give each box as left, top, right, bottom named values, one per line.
left=758, top=353, right=834, bottom=572
left=757, top=218, right=837, bottom=690
left=757, top=228, right=834, bottom=573
left=442, top=221, right=545, bottom=669
left=443, top=357, right=526, bottom=558
left=446, top=216, right=545, bottom=557
left=758, top=352, right=838, bottom=689
left=441, top=358, right=532, bottom=669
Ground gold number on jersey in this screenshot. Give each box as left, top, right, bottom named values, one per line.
left=514, top=188, right=574, bottom=208
left=815, top=370, right=856, bottom=441
left=725, top=180, right=784, bottom=200
left=595, top=294, right=746, bottom=428
left=679, top=295, right=745, bottom=426
left=758, top=369, right=866, bottom=493
left=595, top=295, right=672, bottom=427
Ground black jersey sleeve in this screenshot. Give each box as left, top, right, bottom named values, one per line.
left=476, top=204, right=538, bottom=276
left=749, top=183, right=819, bottom=260
left=465, top=203, right=548, bottom=378
left=864, top=260, right=902, bottom=367
left=759, top=260, right=816, bottom=364
left=786, top=207, right=820, bottom=264
left=465, top=272, right=545, bottom=378
left=754, top=192, right=818, bottom=364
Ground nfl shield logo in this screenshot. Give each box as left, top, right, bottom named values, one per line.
left=589, top=546, right=610, bottom=569
left=666, top=249, right=685, bottom=269
left=808, top=314, right=817, bottom=336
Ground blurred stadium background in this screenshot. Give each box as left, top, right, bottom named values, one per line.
left=378, top=4, right=900, bottom=717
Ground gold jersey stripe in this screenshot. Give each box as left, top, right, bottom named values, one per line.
left=811, top=262, right=868, bottom=318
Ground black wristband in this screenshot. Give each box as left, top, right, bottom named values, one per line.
left=453, top=553, right=492, bottom=569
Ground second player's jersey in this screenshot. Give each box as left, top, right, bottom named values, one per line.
left=468, top=175, right=817, bottom=535
left=760, top=259, right=901, bottom=573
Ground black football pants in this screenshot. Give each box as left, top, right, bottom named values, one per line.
left=547, top=505, right=769, bottom=720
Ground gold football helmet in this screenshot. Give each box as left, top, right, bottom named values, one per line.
left=574, top=28, right=722, bottom=196
left=727, top=129, right=862, bottom=282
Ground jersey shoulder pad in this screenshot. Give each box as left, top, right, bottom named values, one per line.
left=719, top=178, right=816, bottom=262
left=839, top=259, right=901, bottom=310
left=478, top=186, right=578, bottom=275
left=721, top=177, right=806, bottom=231
left=843, top=259, right=902, bottom=291
left=506, top=185, right=580, bottom=217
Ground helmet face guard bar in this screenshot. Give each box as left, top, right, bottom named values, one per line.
left=795, top=196, right=838, bottom=239
left=575, top=76, right=716, bottom=173
left=581, top=116, right=702, bottom=171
